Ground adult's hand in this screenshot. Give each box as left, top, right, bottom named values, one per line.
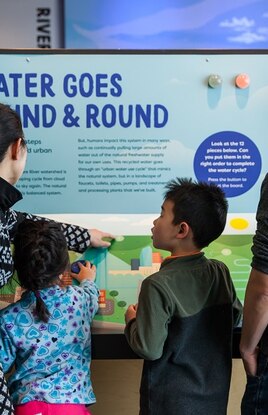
left=241, top=348, right=259, bottom=377
left=89, top=228, right=115, bottom=248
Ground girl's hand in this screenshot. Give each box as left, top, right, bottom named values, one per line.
left=71, top=260, right=96, bottom=283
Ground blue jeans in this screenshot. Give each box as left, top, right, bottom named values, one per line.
left=241, top=351, right=268, bottom=414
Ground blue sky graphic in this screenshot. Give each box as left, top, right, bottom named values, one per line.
left=65, top=0, right=268, bottom=49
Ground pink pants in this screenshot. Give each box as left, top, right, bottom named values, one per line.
left=14, top=401, right=92, bottom=415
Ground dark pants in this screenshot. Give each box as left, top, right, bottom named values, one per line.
left=241, top=351, right=268, bottom=415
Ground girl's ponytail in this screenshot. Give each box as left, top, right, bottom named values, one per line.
left=34, top=290, right=51, bottom=323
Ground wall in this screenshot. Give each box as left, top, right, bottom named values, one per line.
left=0, top=0, right=63, bottom=48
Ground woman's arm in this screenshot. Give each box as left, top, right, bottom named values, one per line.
left=240, top=269, right=268, bottom=375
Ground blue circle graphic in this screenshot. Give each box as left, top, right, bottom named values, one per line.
left=193, top=131, right=262, bottom=197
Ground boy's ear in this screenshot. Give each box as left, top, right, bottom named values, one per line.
left=176, top=222, right=190, bottom=238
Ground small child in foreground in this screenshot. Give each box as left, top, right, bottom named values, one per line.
left=125, top=178, right=242, bottom=415
left=0, top=219, right=99, bottom=415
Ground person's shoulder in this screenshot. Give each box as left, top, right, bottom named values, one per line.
left=207, top=258, right=229, bottom=270
left=206, top=257, right=229, bottom=270
left=65, top=284, right=80, bottom=294
left=141, top=270, right=164, bottom=288
left=65, top=281, right=93, bottom=295
left=141, top=267, right=174, bottom=293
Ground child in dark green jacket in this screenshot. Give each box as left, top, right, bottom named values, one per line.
left=125, top=178, right=242, bottom=415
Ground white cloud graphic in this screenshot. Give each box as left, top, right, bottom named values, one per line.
left=228, top=31, right=266, bottom=44
left=101, top=216, right=130, bottom=223
left=99, top=214, right=158, bottom=234
left=131, top=217, right=155, bottom=227
left=220, top=17, right=255, bottom=31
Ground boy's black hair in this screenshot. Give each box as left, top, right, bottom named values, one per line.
left=13, top=219, right=70, bottom=322
left=164, top=177, right=228, bottom=248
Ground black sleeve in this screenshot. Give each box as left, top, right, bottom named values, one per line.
left=251, top=174, right=268, bottom=273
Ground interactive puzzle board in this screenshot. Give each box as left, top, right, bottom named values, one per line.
left=0, top=50, right=266, bottom=333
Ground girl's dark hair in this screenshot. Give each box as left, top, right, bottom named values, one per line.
left=13, top=219, right=70, bottom=322
left=0, top=103, right=26, bottom=162
left=164, top=177, right=228, bottom=249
